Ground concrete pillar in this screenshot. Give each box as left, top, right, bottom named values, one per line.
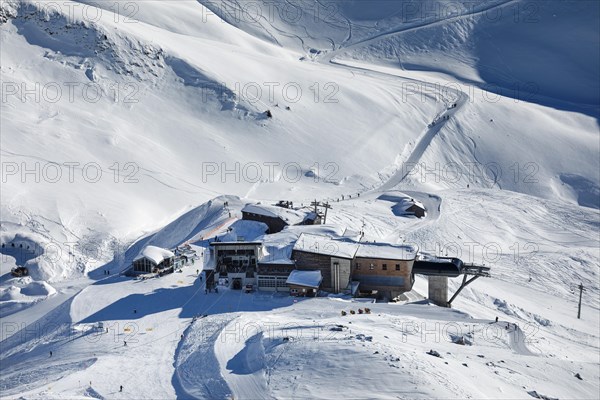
left=428, top=276, right=449, bottom=307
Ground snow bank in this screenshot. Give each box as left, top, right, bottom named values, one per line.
left=19, top=280, right=57, bottom=297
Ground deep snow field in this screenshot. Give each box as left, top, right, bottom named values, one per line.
left=1, top=0, right=599, bottom=399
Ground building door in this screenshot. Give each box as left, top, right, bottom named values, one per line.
left=331, top=258, right=351, bottom=293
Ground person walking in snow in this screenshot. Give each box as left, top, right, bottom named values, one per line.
left=124, top=341, right=127, bottom=346
left=120, top=385, right=123, bottom=392
left=495, top=316, right=498, bottom=323
left=49, top=351, right=52, bottom=357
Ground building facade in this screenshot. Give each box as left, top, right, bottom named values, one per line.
left=256, top=261, right=295, bottom=291
left=352, top=257, right=414, bottom=298
left=291, top=233, right=418, bottom=298
left=209, top=241, right=262, bottom=289
left=132, top=246, right=176, bottom=274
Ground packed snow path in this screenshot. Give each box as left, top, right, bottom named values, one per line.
left=327, top=59, right=469, bottom=193
left=173, top=314, right=237, bottom=399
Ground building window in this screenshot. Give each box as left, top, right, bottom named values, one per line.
left=395, top=264, right=400, bottom=271
left=382, top=264, right=387, bottom=271
left=369, top=263, right=374, bottom=270
left=355, top=263, right=361, bottom=270
left=258, top=276, right=277, bottom=288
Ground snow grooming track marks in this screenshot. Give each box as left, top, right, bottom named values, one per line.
left=319, top=0, right=518, bottom=63
left=173, top=315, right=236, bottom=399
left=0, top=358, right=97, bottom=396
left=0, top=296, right=98, bottom=397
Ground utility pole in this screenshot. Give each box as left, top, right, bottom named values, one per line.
left=311, top=200, right=319, bottom=215
left=322, top=202, right=332, bottom=224
left=310, top=200, right=332, bottom=224
left=577, top=283, right=586, bottom=319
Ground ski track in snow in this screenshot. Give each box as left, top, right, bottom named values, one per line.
left=320, top=0, right=518, bottom=62
left=326, top=59, right=468, bottom=193
left=173, top=315, right=236, bottom=399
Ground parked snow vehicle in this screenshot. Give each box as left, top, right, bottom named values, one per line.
left=10, top=266, right=29, bottom=277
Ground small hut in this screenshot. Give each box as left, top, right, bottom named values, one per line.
left=286, top=270, right=322, bottom=297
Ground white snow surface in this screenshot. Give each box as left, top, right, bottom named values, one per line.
left=0, top=1, right=599, bottom=399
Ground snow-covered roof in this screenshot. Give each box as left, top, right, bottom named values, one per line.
left=293, top=233, right=359, bottom=259
left=286, top=270, right=322, bottom=288
left=242, top=204, right=314, bottom=225
left=355, top=242, right=418, bottom=261
left=258, top=257, right=295, bottom=265
left=399, top=198, right=426, bottom=213
left=292, top=233, right=417, bottom=260
left=134, top=245, right=174, bottom=264
left=219, top=220, right=269, bottom=242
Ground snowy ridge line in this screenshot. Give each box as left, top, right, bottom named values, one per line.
left=186, top=216, right=238, bottom=245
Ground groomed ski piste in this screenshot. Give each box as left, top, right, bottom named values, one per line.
left=1, top=0, right=599, bottom=399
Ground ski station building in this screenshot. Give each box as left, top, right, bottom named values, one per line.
left=131, top=246, right=176, bottom=274
left=203, top=232, right=418, bottom=299
left=291, top=233, right=418, bottom=298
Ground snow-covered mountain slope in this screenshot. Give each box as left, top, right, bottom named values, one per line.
left=0, top=2, right=598, bottom=398
left=1, top=0, right=598, bottom=283
left=207, top=0, right=599, bottom=111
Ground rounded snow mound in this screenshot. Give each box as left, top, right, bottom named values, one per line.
left=20, top=281, right=57, bottom=297
left=0, top=279, right=57, bottom=300
left=0, top=285, right=24, bottom=301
